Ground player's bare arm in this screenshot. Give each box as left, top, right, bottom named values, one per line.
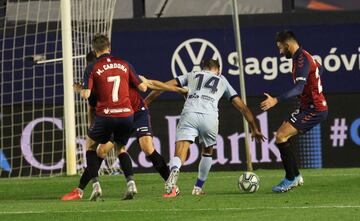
left=260, top=93, right=278, bottom=111
left=137, top=82, right=148, bottom=92
left=144, top=79, right=179, bottom=105
left=81, top=89, right=91, bottom=99
left=149, top=79, right=188, bottom=94
left=139, top=75, right=188, bottom=94
left=73, top=82, right=83, bottom=93
left=231, top=96, right=266, bottom=142
left=261, top=79, right=306, bottom=111
left=71, top=82, right=95, bottom=125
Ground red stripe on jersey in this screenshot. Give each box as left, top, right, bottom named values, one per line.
left=129, top=86, right=147, bottom=112
left=298, top=49, right=328, bottom=111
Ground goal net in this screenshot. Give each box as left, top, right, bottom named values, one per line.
left=0, top=0, right=117, bottom=178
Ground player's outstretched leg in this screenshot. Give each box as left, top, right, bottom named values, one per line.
left=287, top=138, right=303, bottom=187
left=146, top=149, right=170, bottom=181
left=165, top=169, right=179, bottom=193
left=192, top=153, right=212, bottom=196
left=272, top=141, right=298, bottom=192
left=272, top=122, right=299, bottom=193
left=139, top=136, right=170, bottom=181
left=118, top=151, right=137, bottom=200
left=163, top=156, right=181, bottom=198
left=163, top=140, right=191, bottom=198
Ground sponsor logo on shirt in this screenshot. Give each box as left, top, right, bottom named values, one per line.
left=103, top=108, right=131, bottom=114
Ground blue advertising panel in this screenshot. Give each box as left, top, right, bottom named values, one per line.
left=111, top=23, right=360, bottom=98
left=2, top=23, right=360, bottom=104
left=2, top=20, right=360, bottom=177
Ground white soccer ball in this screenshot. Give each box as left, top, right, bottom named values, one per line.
left=238, top=171, right=260, bottom=193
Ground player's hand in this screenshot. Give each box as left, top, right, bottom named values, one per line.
left=178, top=86, right=188, bottom=96
left=251, top=129, right=267, bottom=143
left=73, top=82, right=83, bottom=93
left=81, top=89, right=91, bottom=99
left=139, top=75, right=153, bottom=85
left=260, top=93, right=278, bottom=111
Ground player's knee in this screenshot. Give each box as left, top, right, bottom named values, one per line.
left=175, top=141, right=192, bottom=163
left=139, top=136, right=155, bottom=155
left=86, top=136, right=98, bottom=151
left=96, top=147, right=106, bottom=158
left=275, top=132, right=288, bottom=143
left=87, top=145, right=96, bottom=151
left=117, top=147, right=126, bottom=155
left=142, top=145, right=155, bottom=155
left=202, top=145, right=214, bottom=155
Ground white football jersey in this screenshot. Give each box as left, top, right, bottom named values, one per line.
left=176, top=70, right=238, bottom=116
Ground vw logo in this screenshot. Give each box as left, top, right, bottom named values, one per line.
left=171, top=38, right=222, bottom=78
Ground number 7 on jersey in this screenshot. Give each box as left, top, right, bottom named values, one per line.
left=107, top=76, right=121, bottom=102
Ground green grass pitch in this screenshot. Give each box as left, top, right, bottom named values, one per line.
left=0, top=168, right=359, bottom=221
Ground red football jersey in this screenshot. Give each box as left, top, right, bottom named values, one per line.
left=293, top=49, right=328, bottom=111
left=87, top=54, right=142, bottom=117
left=129, top=86, right=147, bottom=112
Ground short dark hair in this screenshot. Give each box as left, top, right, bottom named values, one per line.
left=201, top=59, right=220, bottom=70
left=92, top=34, right=110, bottom=52
left=275, top=30, right=298, bottom=44
left=86, top=51, right=96, bottom=64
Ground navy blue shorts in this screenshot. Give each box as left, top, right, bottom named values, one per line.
left=287, top=108, right=328, bottom=134
left=88, top=115, right=134, bottom=145
left=133, top=107, right=153, bottom=138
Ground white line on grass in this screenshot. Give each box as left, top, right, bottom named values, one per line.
left=0, top=172, right=359, bottom=183
left=212, top=173, right=360, bottom=179
left=1, top=205, right=359, bottom=215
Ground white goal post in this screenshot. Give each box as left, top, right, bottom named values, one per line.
left=61, top=0, right=76, bottom=175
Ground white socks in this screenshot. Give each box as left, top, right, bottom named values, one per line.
left=195, top=154, right=212, bottom=188
left=170, top=156, right=182, bottom=171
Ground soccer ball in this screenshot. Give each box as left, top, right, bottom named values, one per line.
left=238, top=171, right=260, bottom=193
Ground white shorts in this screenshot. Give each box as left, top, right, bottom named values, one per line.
left=176, top=112, right=218, bottom=147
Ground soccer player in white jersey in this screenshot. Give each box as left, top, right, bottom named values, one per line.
left=145, top=59, right=265, bottom=197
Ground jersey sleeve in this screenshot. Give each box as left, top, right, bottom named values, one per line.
left=222, top=76, right=238, bottom=100
left=294, top=54, right=310, bottom=83
left=276, top=55, right=309, bottom=102
left=87, top=73, right=94, bottom=91
left=176, top=72, right=191, bottom=87
left=276, top=81, right=306, bottom=102
left=82, top=63, right=94, bottom=89
left=318, top=62, right=324, bottom=76
left=127, top=61, right=142, bottom=88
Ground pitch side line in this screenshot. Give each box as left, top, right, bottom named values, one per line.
left=212, top=173, right=360, bottom=179
left=1, top=205, right=360, bottom=215
left=1, top=172, right=359, bottom=182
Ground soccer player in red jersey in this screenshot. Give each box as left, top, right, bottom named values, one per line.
left=78, top=34, right=146, bottom=201
left=63, top=50, right=141, bottom=201
left=96, top=80, right=187, bottom=199
left=260, top=30, right=328, bottom=193
left=62, top=39, right=186, bottom=201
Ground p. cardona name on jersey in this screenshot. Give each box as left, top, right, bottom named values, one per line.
left=96, top=63, right=128, bottom=75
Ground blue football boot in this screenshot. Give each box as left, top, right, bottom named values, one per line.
left=272, top=178, right=298, bottom=193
